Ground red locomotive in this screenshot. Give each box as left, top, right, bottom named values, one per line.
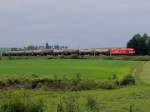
left=110, top=48, right=135, bottom=55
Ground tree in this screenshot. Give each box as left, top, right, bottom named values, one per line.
left=127, top=33, right=141, bottom=49
left=136, top=37, right=147, bottom=55
left=127, top=33, right=150, bottom=55
left=147, top=39, right=150, bottom=55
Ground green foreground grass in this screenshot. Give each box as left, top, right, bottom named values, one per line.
left=0, top=59, right=137, bottom=80
left=0, top=84, right=150, bottom=112
left=140, top=61, right=150, bottom=84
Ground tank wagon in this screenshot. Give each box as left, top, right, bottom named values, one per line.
left=94, top=48, right=110, bottom=55
left=2, top=48, right=135, bottom=56
left=79, top=49, right=94, bottom=55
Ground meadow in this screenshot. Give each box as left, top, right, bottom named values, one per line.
left=0, top=59, right=137, bottom=80
left=0, top=58, right=149, bottom=112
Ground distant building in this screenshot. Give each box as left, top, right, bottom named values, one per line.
left=45, top=43, right=49, bottom=49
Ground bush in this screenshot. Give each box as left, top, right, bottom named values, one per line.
left=69, top=54, right=80, bottom=59
left=71, top=81, right=98, bottom=91
left=98, top=81, right=118, bottom=89
left=57, top=96, right=80, bottom=112
left=71, top=74, right=81, bottom=86
left=86, top=96, right=100, bottom=112
left=47, top=56, right=54, bottom=59
left=57, top=99, right=64, bottom=112
left=120, top=75, right=135, bottom=86
left=0, top=93, right=45, bottom=112
left=57, top=55, right=66, bottom=59
left=0, top=77, right=121, bottom=91
left=112, top=74, right=117, bottom=80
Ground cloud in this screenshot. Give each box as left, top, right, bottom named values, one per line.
left=0, top=0, right=150, bottom=48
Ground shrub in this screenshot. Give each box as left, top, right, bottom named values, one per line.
left=69, top=54, right=80, bottom=59
left=31, top=74, right=39, bottom=78
left=71, top=80, right=98, bottom=91
left=71, top=74, right=81, bottom=86
left=98, top=81, right=119, bottom=89
left=47, top=56, right=54, bottom=59
left=58, top=55, right=66, bottom=59
left=86, top=96, right=100, bottom=112
left=0, top=93, right=45, bottom=112
left=57, top=96, right=80, bottom=112
left=0, top=77, right=121, bottom=91
left=57, top=99, right=64, bottom=112
left=120, top=75, right=135, bottom=86
left=112, top=74, right=117, bottom=80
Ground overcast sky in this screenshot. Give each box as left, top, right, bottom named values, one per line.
left=0, top=0, right=150, bottom=48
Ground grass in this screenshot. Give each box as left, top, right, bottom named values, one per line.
left=0, top=59, right=137, bottom=80
left=0, top=84, right=150, bottom=112
left=139, top=61, right=150, bottom=84
left=0, top=59, right=149, bottom=112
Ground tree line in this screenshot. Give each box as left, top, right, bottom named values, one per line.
left=127, top=33, right=150, bottom=55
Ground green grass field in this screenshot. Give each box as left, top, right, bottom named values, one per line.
left=140, top=61, right=150, bottom=84
left=0, top=59, right=137, bottom=80
left=1, top=82, right=150, bottom=112
left=1, top=59, right=150, bottom=112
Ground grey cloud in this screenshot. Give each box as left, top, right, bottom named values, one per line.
left=0, top=0, right=150, bottom=48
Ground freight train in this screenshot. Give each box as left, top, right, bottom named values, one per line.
left=2, top=48, right=135, bottom=56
